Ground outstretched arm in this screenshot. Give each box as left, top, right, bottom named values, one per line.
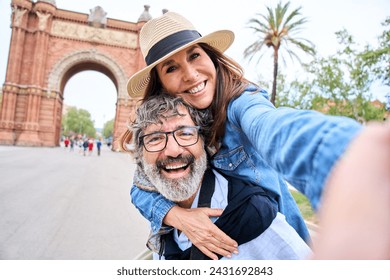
left=230, top=91, right=362, bottom=210
left=312, top=121, right=390, bottom=259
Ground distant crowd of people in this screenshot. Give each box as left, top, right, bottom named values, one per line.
left=62, top=136, right=106, bottom=156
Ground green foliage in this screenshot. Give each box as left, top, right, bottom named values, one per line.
left=290, top=190, right=318, bottom=224
left=275, top=26, right=388, bottom=122
left=62, top=107, right=96, bottom=137
left=102, top=118, right=114, bottom=139
left=360, top=17, right=390, bottom=87
left=274, top=73, right=313, bottom=109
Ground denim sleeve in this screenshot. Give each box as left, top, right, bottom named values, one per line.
left=229, top=91, right=362, bottom=209
left=130, top=184, right=175, bottom=233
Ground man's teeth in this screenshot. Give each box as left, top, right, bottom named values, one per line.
left=165, top=163, right=187, bottom=170
left=188, top=82, right=205, bottom=94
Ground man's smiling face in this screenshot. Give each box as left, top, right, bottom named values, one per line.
left=141, top=105, right=207, bottom=202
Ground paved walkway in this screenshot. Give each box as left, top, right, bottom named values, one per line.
left=0, top=144, right=150, bottom=260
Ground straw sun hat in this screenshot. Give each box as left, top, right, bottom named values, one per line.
left=127, top=11, right=235, bottom=98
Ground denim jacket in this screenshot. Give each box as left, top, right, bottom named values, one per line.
left=130, top=85, right=363, bottom=241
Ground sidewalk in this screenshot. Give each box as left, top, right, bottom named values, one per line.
left=0, top=145, right=150, bottom=260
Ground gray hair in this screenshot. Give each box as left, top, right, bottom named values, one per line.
left=126, top=93, right=212, bottom=163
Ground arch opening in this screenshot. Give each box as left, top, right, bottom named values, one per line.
left=63, top=70, right=117, bottom=130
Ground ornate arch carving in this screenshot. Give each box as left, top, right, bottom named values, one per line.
left=47, top=49, right=128, bottom=99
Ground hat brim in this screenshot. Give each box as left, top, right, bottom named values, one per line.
left=127, top=30, right=234, bottom=98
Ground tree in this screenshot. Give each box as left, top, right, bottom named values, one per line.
left=275, top=29, right=386, bottom=122
left=244, top=1, right=316, bottom=105
left=62, top=107, right=96, bottom=137
left=102, top=118, right=114, bottom=139
left=360, top=17, right=390, bottom=87
left=274, top=73, right=312, bottom=109
left=306, top=29, right=385, bottom=121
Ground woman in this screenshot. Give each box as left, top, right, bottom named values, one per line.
left=123, top=12, right=362, bottom=260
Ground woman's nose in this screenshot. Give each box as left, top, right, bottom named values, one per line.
left=182, top=65, right=198, bottom=82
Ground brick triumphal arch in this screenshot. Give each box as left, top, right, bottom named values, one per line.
left=0, top=0, right=151, bottom=150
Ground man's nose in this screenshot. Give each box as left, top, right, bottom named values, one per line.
left=163, top=134, right=184, bottom=157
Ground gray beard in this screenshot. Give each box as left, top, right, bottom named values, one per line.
left=142, top=152, right=208, bottom=202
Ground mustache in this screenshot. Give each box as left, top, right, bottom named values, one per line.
left=156, top=154, right=195, bottom=169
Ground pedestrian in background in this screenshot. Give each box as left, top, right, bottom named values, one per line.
left=83, top=139, right=89, bottom=156
left=88, top=139, right=94, bottom=156
left=70, top=138, right=74, bottom=152
left=64, top=137, right=69, bottom=149
left=97, top=139, right=102, bottom=156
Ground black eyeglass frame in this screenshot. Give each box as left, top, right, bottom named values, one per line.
left=140, top=126, right=201, bottom=152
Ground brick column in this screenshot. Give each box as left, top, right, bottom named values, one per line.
left=14, top=2, right=56, bottom=146
left=0, top=2, right=31, bottom=145
left=112, top=97, right=138, bottom=151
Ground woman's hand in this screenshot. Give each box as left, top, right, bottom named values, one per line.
left=163, top=206, right=238, bottom=260
left=312, top=121, right=390, bottom=259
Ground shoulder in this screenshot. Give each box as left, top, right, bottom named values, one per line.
left=227, top=85, right=274, bottom=124
left=229, top=85, right=273, bottom=111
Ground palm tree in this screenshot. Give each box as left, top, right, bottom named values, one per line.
left=244, top=1, right=316, bottom=104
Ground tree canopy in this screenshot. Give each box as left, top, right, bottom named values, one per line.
left=273, top=24, right=388, bottom=123
left=102, top=118, right=114, bottom=139
left=245, top=1, right=315, bottom=104
left=62, top=107, right=96, bottom=137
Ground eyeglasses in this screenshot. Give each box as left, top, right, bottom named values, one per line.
left=140, top=126, right=201, bottom=152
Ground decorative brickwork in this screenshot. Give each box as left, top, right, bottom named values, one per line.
left=0, top=0, right=146, bottom=150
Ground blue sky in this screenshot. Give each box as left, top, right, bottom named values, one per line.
left=0, top=0, right=388, bottom=127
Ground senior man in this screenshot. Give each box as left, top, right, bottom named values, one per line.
left=123, top=94, right=312, bottom=260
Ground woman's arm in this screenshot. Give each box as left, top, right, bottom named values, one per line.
left=131, top=168, right=238, bottom=259
left=312, top=121, right=390, bottom=259
left=229, top=92, right=362, bottom=210
left=130, top=184, right=175, bottom=233
left=163, top=206, right=238, bottom=260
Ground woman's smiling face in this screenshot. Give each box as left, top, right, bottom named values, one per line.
left=156, top=44, right=216, bottom=109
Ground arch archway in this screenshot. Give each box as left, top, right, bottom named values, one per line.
left=63, top=70, right=117, bottom=134
left=0, top=0, right=147, bottom=150
left=48, top=49, right=128, bottom=146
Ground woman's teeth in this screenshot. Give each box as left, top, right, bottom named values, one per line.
left=187, top=82, right=205, bottom=94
